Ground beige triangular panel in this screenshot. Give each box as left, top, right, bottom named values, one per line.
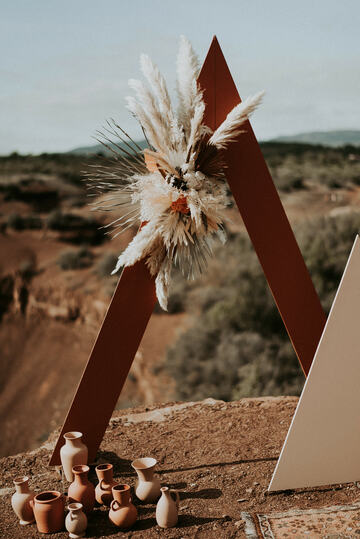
left=269, top=235, right=360, bottom=491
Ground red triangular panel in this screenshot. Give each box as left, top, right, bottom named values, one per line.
left=199, top=37, right=326, bottom=373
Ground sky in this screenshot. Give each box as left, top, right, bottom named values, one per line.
left=1, top=0, right=359, bottom=154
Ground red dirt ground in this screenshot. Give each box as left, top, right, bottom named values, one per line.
left=1, top=397, right=360, bottom=538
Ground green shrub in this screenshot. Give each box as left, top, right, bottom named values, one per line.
left=95, top=252, right=118, bottom=278
left=23, top=215, right=42, bottom=229
left=166, top=211, right=360, bottom=401
left=7, top=213, right=42, bottom=230
left=7, top=213, right=25, bottom=230
left=57, top=247, right=94, bottom=270
left=47, top=210, right=106, bottom=245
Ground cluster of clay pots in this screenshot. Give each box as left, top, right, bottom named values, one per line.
left=11, top=431, right=180, bottom=535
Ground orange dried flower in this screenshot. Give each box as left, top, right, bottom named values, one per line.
left=171, top=196, right=190, bottom=214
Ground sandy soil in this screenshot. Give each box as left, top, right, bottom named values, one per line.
left=1, top=397, right=359, bottom=538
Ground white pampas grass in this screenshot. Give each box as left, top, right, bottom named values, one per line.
left=93, top=37, right=263, bottom=310
left=126, top=95, right=166, bottom=153
left=140, top=54, right=183, bottom=148
left=155, top=257, right=172, bottom=310
left=186, top=101, right=205, bottom=157
left=209, top=91, right=264, bottom=149
left=111, top=220, right=159, bottom=274
left=176, top=35, right=202, bottom=138
left=128, top=78, right=169, bottom=149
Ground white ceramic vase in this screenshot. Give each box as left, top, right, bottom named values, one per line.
left=156, top=487, right=179, bottom=528
left=11, top=476, right=35, bottom=525
left=65, top=502, right=87, bottom=538
left=131, top=457, right=161, bottom=502
left=60, top=432, right=88, bottom=482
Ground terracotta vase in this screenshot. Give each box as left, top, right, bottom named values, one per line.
left=32, top=491, right=65, bottom=533
left=95, top=463, right=117, bottom=506
left=60, top=432, right=88, bottom=482
left=156, top=487, right=180, bottom=528
left=11, top=475, right=35, bottom=525
left=65, top=502, right=87, bottom=539
left=68, top=465, right=95, bottom=514
left=109, top=484, right=137, bottom=529
left=131, top=457, right=161, bottom=502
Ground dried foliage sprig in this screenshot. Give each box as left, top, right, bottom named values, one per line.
left=89, top=36, right=263, bottom=310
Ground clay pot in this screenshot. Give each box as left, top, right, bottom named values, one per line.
left=109, top=484, right=137, bottom=529
left=11, top=475, right=35, bottom=525
left=65, top=502, right=87, bottom=539
left=95, top=463, right=117, bottom=506
left=60, top=432, right=88, bottom=482
left=131, top=457, right=161, bottom=502
left=156, top=486, right=180, bottom=528
left=32, top=491, right=65, bottom=533
left=68, top=465, right=95, bottom=514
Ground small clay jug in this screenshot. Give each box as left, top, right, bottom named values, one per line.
left=68, top=464, right=95, bottom=514
left=156, top=486, right=180, bottom=528
left=95, top=463, right=117, bottom=506
left=109, top=484, right=137, bottom=529
left=131, top=457, right=161, bottom=502
left=11, top=475, right=35, bottom=525
left=65, top=502, right=87, bottom=539
left=32, top=491, right=65, bottom=533
left=60, top=432, right=88, bottom=482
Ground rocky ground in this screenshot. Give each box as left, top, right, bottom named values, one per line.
left=1, top=397, right=360, bottom=538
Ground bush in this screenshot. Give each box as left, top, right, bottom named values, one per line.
left=7, top=213, right=42, bottom=230
left=95, top=252, right=118, bottom=278
left=23, top=215, right=42, bottom=229
left=166, top=211, right=360, bottom=401
left=57, top=247, right=94, bottom=270
left=7, top=213, right=25, bottom=230
left=47, top=210, right=106, bottom=245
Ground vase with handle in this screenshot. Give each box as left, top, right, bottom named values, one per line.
left=68, top=465, right=95, bottom=514
left=65, top=502, right=87, bottom=538
left=60, top=432, right=88, bottom=482
left=95, top=463, right=117, bottom=506
left=131, top=457, right=161, bottom=502
left=109, top=484, right=137, bottom=529
left=31, top=491, right=65, bottom=533
left=11, top=475, right=35, bottom=525
left=156, top=486, right=180, bottom=528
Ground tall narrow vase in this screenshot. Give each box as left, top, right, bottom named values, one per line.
left=95, top=463, right=117, bottom=506
left=109, top=484, right=137, bottom=529
left=131, top=457, right=161, bottom=502
left=60, top=432, right=88, bottom=482
left=11, top=476, right=35, bottom=525
left=156, top=486, right=180, bottom=528
left=68, top=465, right=95, bottom=514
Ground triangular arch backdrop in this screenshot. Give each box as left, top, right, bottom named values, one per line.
left=50, top=37, right=326, bottom=465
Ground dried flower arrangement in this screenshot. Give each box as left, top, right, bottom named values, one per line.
left=89, top=36, right=263, bottom=310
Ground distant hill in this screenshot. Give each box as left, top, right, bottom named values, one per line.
left=70, top=139, right=147, bottom=156
left=70, top=130, right=360, bottom=155
left=271, top=130, right=360, bottom=147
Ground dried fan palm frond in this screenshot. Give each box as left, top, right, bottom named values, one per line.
left=89, top=37, right=263, bottom=310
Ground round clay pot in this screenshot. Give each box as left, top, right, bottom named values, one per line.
left=109, top=484, right=137, bottom=529
left=131, top=457, right=161, bottom=502
left=11, top=476, right=35, bottom=525
left=68, top=465, right=95, bottom=514
left=65, top=502, right=87, bottom=538
left=32, top=491, right=65, bottom=533
left=60, top=432, right=88, bottom=482
left=95, top=463, right=117, bottom=506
